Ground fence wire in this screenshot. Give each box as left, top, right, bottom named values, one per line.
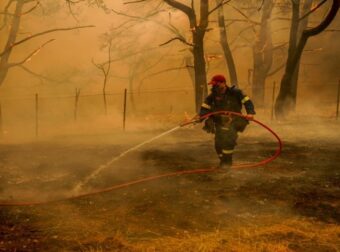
left=0, top=81, right=338, bottom=139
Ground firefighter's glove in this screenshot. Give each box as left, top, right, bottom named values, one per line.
left=202, top=117, right=215, bottom=134
left=233, top=117, right=249, bottom=132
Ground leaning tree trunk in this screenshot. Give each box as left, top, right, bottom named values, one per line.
left=0, top=1, right=24, bottom=86
left=275, top=0, right=339, bottom=119
left=290, top=0, right=313, bottom=110
left=216, top=0, right=238, bottom=86
left=275, top=1, right=300, bottom=119
left=251, top=0, right=273, bottom=107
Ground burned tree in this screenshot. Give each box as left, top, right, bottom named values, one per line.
left=92, top=39, right=112, bottom=115
left=0, top=0, right=94, bottom=87
left=215, top=0, right=238, bottom=86
left=275, top=0, right=339, bottom=119
left=211, top=1, right=281, bottom=107
left=252, top=0, right=274, bottom=107
left=0, top=0, right=26, bottom=86
left=122, top=0, right=231, bottom=111
left=161, top=0, right=209, bottom=112
left=160, top=0, right=236, bottom=111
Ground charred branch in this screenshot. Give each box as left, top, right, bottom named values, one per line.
left=18, top=65, right=63, bottom=83
left=299, top=0, right=327, bottom=21
left=138, top=65, right=192, bottom=92
left=267, top=63, right=286, bottom=77
left=210, top=18, right=260, bottom=25
left=159, top=37, right=194, bottom=47
left=111, top=8, right=163, bottom=20
left=229, top=4, right=260, bottom=32
left=0, top=25, right=95, bottom=57
left=163, top=0, right=195, bottom=27
left=208, top=0, right=232, bottom=16
left=123, top=0, right=148, bottom=4
left=303, top=0, right=339, bottom=37
left=22, top=1, right=40, bottom=15
left=65, top=0, right=82, bottom=22
left=0, top=0, right=15, bottom=30
left=8, top=39, right=55, bottom=68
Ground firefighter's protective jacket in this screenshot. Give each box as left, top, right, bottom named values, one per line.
left=200, top=86, right=255, bottom=132
left=200, top=86, right=255, bottom=116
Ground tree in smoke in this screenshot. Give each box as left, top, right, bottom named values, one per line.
left=275, top=0, right=339, bottom=119
left=133, top=0, right=232, bottom=112
left=215, top=0, right=238, bottom=86
left=92, top=38, right=112, bottom=115
left=0, top=0, right=94, bottom=87
left=159, top=0, right=207, bottom=111
left=251, top=0, right=274, bottom=107
left=210, top=0, right=285, bottom=107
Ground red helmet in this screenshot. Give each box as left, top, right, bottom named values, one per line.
left=208, top=74, right=226, bottom=85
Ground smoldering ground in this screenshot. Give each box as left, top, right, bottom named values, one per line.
left=0, top=114, right=339, bottom=251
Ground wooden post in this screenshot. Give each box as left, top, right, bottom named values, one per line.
left=123, top=88, right=127, bottom=131
left=0, top=102, right=3, bottom=138
left=336, top=80, right=340, bottom=120
left=103, top=90, right=107, bottom=116
left=247, top=68, right=253, bottom=87
left=35, top=93, right=39, bottom=138
left=74, top=88, right=81, bottom=121
left=271, top=81, right=276, bottom=120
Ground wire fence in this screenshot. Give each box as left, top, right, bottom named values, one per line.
left=0, top=80, right=339, bottom=139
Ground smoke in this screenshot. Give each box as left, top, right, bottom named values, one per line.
left=0, top=2, right=339, bottom=250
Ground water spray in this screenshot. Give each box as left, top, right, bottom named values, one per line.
left=73, top=126, right=181, bottom=193
left=0, top=111, right=282, bottom=206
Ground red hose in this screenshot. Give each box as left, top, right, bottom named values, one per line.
left=0, top=111, right=282, bottom=206
left=194, top=111, right=283, bottom=169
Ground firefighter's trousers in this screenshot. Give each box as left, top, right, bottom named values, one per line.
left=214, top=124, right=238, bottom=165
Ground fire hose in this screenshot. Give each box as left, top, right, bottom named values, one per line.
left=0, top=111, right=282, bottom=206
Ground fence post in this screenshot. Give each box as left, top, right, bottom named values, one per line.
left=0, top=102, right=3, bottom=138
left=74, top=88, right=81, bottom=121
left=271, top=81, right=276, bottom=120
left=103, top=90, right=107, bottom=116
left=336, top=80, right=340, bottom=120
left=123, top=88, right=127, bottom=131
left=247, top=68, right=253, bottom=87
left=35, top=93, right=39, bottom=138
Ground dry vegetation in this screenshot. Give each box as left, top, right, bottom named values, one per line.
left=0, top=118, right=339, bottom=251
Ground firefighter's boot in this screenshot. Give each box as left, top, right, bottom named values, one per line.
left=219, top=154, right=232, bottom=172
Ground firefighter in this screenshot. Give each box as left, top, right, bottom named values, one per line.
left=199, top=74, right=256, bottom=170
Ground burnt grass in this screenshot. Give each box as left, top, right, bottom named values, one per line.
left=0, top=124, right=339, bottom=251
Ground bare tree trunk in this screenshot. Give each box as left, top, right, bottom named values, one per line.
left=275, top=0, right=300, bottom=118
left=192, top=28, right=208, bottom=112
left=252, top=0, right=273, bottom=107
left=185, top=56, right=195, bottom=89
left=216, top=0, right=238, bottom=86
left=0, top=1, right=24, bottom=86
left=275, top=0, right=339, bottom=119
left=164, top=0, right=209, bottom=112
left=103, top=88, right=108, bottom=115
left=252, top=62, right=267, bottom=107
left=290, top=0, right=313, bottom=110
